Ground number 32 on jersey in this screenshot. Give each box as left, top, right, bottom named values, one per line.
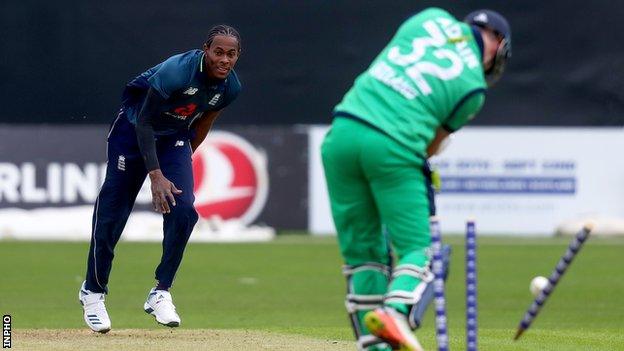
left=370, top=17, right=480, bottom=99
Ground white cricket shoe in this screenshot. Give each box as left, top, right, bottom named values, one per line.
left=79, top=281, right=111, bottom=333
left=144, top=288, right=181, bottom=327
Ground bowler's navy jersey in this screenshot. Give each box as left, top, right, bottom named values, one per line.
left=121, top=49, right=241, bottom=135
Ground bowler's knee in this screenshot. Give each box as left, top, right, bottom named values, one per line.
left=169, top=202, right=199, bottom=227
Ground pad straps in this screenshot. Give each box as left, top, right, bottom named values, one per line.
left=342, top=263, right=391, bottom=351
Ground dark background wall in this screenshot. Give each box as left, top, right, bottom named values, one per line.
left=2, top=0, right=623, bottom=126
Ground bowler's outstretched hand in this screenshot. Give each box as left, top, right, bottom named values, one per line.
left=149, top=170, right=182, bottom=213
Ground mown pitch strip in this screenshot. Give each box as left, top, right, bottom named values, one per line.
left=13, top=329, right=353, bottom=351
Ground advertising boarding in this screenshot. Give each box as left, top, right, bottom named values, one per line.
left=309, top=126, right=624, bottom=235
left=0, top=125, right=308, bottom=236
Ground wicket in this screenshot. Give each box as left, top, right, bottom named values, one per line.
left=465, top=220, right=477, bottom=351
left=430, top=217, right=449, bottom=351
left=513, top=222, right=594, bottom=340
left=430, top=217, right=478, bottom=351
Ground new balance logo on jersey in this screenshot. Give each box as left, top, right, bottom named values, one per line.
left=175, top=140, right=184, bottom=147
left=208, top=94, right=221, bottom=106
left=183, top=87, right=198, bottom=95
left=117, top=155, right=126, bottom=171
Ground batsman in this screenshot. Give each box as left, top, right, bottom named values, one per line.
left=321, top=8, right=512, bottom=351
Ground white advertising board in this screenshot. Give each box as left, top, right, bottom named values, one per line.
left=308, top=126, right=335, bottom=235
left=309, top=126, right=624, bottom=236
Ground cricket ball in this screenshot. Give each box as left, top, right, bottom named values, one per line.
left=530, top=276, right=549, bottom=297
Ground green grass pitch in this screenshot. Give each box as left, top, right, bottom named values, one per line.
left=1, top=234, right=623, bottom=350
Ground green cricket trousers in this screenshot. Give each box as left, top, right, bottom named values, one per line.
left=321, top=117, right=433, bottom=343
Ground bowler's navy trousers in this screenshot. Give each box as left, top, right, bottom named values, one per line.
left=85, top=113, right=198, bottom=294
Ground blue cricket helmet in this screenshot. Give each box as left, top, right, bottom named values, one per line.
left=465, top=9, right=512, bottom=86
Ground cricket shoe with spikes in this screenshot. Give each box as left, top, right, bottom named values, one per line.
left=144, top=288, right=181, bottom=327
left=79, top=281, right=111, bottom=333
left=364, top=308, right=423, bottom=351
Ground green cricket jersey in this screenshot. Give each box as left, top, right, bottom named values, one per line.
left=334, top=7, right=487, bottom=159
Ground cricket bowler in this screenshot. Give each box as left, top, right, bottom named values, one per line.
left=321, top=8, right=512, bottom=350
left=78, top=25, right=242, bottom=333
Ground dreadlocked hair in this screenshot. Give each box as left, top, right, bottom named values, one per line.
left=205, top=24, right=241, bottom=52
